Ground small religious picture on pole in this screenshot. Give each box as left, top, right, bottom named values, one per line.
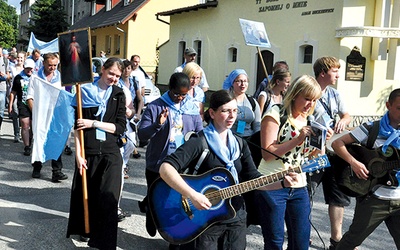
left=58, top=28, right=93, bottom=85
left=239, top=18, right=271, bottom=48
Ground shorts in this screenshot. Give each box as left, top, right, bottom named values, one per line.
left=18, top=103, right=32, bottom=119
left=321, top=155, right=351, bottom=206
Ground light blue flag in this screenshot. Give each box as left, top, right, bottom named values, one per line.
left=31, top=77, right=75, bottom=163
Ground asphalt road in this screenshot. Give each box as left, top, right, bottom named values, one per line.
left=0, top=115, right=396, bottom=249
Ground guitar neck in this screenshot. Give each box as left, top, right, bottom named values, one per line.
left=210, top=166, right=302, bottom=200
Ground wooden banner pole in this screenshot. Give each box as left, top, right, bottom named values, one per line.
left=257, top=46, right=270, bottom=84
left=76, top=83, right=90, bottom=233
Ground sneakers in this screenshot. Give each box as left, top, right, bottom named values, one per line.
left=14, top=135, right=22, bottom=143
left=64, top=146, right=73, bottom=155
left=24, top=146, right=32, bottom=156
left=52, top=172, right=68, bottom=183
left=118, top=208, right=126, bottom=222
left=79, top=235, right=89, bottom=242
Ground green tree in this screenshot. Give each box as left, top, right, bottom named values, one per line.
left=0, top=0, right=19, bottom=48
left=27, top=0, right=69, bottom=42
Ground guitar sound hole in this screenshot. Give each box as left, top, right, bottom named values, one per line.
left=204, top=188, right=222, bottom=206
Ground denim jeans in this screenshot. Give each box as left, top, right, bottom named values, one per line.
left=255, top=187, right=311, bottom=250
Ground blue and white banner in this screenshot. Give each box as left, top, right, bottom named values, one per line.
left=28, top=33, right=59, bottom=54
left=31, top=77, right=75, bottom=163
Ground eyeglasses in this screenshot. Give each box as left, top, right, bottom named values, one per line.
left=219, top=108, right=238, bottom=114
left=191, top=76, right=201, bottom=81
left=234, top=79, right=248, bottom=84
left=171, top=90, right=188, bottom=98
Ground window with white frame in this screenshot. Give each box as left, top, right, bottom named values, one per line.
left=301, top=45, right=313, bottom=63
left=228, top=47, right=238, bottom=62
left=194, top=40, right=202, bottom=65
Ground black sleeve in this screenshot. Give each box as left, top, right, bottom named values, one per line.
left=163, top=136, right=206, bottom=173
left=239, top=139, right=263, bottom=182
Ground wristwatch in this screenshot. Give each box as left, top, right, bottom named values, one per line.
left=92, top=121, right=99, bottom=128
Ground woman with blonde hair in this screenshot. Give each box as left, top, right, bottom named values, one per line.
left=182, top=62, right=205, bottom=119
left=256, top=75, right=322, bottom=250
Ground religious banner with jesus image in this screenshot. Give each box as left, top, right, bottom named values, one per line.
left=58, top=28, right=93, bottom=85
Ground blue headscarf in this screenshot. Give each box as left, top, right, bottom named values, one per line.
left=222, top=69, right=248, bottom=90
left=203, top=122, right=240, bottom=183
left=72, top=76, right=113, bottom=121
left=379, top=112, right=400, bottom=152
left=37, top=67, right=61, bottom=85
left=160, top=91, right=199, bottom=115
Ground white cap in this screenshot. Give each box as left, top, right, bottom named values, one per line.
left=24, top=59, right=35, bottom=69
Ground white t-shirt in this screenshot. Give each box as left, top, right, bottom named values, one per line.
left=131, top=68, right=146, bottom=90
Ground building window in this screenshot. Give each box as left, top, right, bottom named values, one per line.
left=194, top=40, right=202, bottom=65
left=301, top=45, right=313, bottom=64
left=106, top=35, right=111, bottom=54
left=229, top=47, right=237, bottom=62
left=178, top=41, right=186, bottom=65
left=114, top=34, right=120, bottom=55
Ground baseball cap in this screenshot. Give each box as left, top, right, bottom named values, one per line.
left=24, top=59, right=35, bottom=69
left=2, top=49, right=8, bottom=55
left=184, top=47, right=197, bottom=55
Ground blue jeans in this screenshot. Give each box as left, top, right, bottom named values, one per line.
left=255, top=187, right=311, bottom=250
left=0, top=90, right=6, bottom=118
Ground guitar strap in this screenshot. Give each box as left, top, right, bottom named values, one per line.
left=366, top=120, right=380, bottom=149
left=192, top=131, right=243, bottom=175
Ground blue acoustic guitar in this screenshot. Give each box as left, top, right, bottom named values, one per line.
left=148, top=155, right=330, bottom=244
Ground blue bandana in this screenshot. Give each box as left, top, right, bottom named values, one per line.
left=72, top=76, right=112, bottom=121
left=379, top=112, right=400, bottom=152
left=160, top=91, right=199, bottom=116
left=37, top=67, right=61, bottom=84
left=203, top=122, right=240, bottom=183
left=222, top=69, right=248, bottom=90
left=19, top=70, right=30, bottom=81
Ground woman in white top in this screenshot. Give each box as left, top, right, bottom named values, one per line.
left=256, top=75, right=322, bottom=250
left=257, top=68, right=291, bottom=116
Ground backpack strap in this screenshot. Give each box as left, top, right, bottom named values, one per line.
left=366, top=120, right=380, bottom=149
left=246, top=94, right=256, bottom=112
left=191, top=131, right=209, bottom=175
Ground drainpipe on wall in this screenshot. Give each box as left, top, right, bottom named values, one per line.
left=115, top=24, right=126, bottom=59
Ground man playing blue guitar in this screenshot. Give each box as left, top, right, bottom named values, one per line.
left=157, top=90, right=299, bottom=249
left=332, top=88, right=400, bottom=249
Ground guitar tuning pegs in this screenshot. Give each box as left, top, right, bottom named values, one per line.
left=315, top=170, right=320, bottom=174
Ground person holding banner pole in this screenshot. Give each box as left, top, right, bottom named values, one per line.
left=66, top=58, right=126, bottom=249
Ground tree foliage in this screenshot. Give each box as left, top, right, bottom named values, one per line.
left=0, top=0, right=19, bottom=48
left=27, top=0, right=69, bottom=42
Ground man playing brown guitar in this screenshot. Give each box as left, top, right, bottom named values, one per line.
left=332, top=88, right=400, bottom=249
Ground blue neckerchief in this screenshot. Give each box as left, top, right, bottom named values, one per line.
left=160, top=91, right=199, bottom=116
left=37, top=67, right=60, bottom=84
left=72, top=76, right=113, bottom=121
left=19, top=70, right=30, bottom=81
left=203, top=122, right=240, bottom=183
left=222, top=69, right=248, bottom=90
left=118, top=78, right=136, bottom=101
left=379, top=112, right=400, bottom=152
left=180, top=62, right=187, bottom=69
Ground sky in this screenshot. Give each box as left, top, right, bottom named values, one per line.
left=7, top=0, right=21, bottom=14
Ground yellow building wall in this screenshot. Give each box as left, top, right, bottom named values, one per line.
left=158, top=0, right=400, bottom=116
left=91, top=0, right=198, bottom=75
